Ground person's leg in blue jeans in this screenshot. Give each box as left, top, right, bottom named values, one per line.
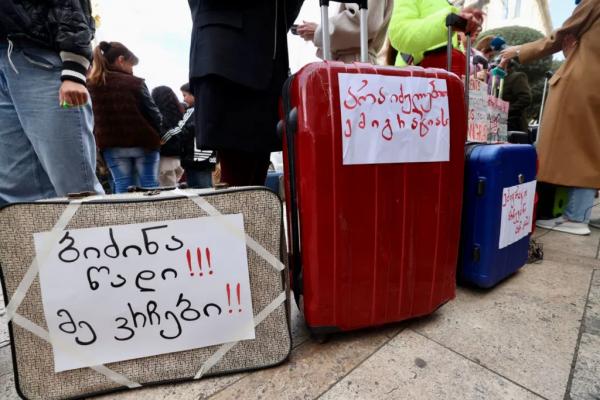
left=564, top=188, right=596, bottom=223
left=537, top=187, right=596, bottom=235
left=0, top=43, right=103, bottom=205
left=0, top=72, right=55, bottom=204
left=186, top=169, right=213, bottom=189
left=134, top=150, right=159, bottom=188
left=102, top=148, right=135, bottom=194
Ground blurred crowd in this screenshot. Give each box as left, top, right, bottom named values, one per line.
left=0, top=0, right=598, bottom=234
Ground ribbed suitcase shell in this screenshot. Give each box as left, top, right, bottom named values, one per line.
left=282, top=63, right=467, bottom=333
left=459, top=144, right=537, bottom=288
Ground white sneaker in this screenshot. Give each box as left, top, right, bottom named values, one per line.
left=536, top=216, right=591, bottom=236
left=536, top=216, right=566, bottom=229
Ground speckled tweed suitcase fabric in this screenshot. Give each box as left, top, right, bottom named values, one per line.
left=0, top=188, right=291, bottom=400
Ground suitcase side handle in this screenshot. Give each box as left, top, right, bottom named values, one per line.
left=127, top=183, right=189, bottom=195
left=320, top=0, right=369, bottom=62
left=282, top=76, right=303, bottom=304
left=319, top=0, right=367, bottom=7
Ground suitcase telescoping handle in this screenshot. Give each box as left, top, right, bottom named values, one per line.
left=445, top=19, right=472, bottom=127
left=536, top=70, right=553, bottom=143
left=464, top=34, right=472, bottom=119
left=446, top=0, right=488, bottom=132
left=320, top=0, right=369, bottom=62
left=445, top=0, right=488, bottom=72
left=490, top=67, right=506, bottom=98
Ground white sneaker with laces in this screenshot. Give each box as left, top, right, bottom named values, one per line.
left=536, top=216, right=591, bottom=235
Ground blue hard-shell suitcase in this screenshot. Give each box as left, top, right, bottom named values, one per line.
left=265, top=171, right=284, bottom=200
left=459, top=144, right=537, bottom=288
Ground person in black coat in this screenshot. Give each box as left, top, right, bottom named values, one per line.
left=188, top=0, right=303, bottom=186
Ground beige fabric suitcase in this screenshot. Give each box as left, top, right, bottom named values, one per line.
left=0, top=187, right=290, bottom=399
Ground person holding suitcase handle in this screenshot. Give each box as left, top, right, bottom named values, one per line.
left=296, top=0, right=393, bottom=64
left=501, top=0, right=600, bottom=235
left=387, top=0, right=484, bottom=77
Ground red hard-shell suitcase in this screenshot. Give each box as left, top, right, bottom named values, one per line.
left=281, top=0, right=467, bottom=335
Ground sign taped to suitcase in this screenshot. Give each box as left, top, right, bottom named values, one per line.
left=0, top=188, right=291, bottom=400
left=338, top=73, right=451, bottom=165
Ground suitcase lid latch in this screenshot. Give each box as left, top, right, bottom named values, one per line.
left=477, top=178, right=485, bottom=196
left=67, top=191, right=96, bottom=199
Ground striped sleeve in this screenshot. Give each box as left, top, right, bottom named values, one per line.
left=161, top=108, right=195, bottom=143
left=193, top=149, right=215, bottom=163
left=59, top=51, right=91, bottom=85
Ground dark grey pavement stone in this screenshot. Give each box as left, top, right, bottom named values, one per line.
left=0, top=345, right=14, bottom=378
left=568, top=269, right=600, bottom=400
left=0, top=372, right=20, bottom=400
left=0, top=286, right=8, bottom=345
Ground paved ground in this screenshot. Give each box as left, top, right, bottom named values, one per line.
left=1, top=224, right=599, bottom=399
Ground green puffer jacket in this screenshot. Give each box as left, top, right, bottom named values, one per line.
left=388, top=0, right=459, bottom=66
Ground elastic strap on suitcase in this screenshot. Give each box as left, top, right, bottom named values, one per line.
left=12, top=314, right=143, bottom=388
left=4, top=196, right=143, bottom=388
left=156, top=190, right=288, bottom=379
left=4, top=189, right=288, bottom=390
left=185, top=193, right=285, bottom=273
left=5, top=200, right=84, bottom=321
left=194, top=291, right=286, bottom=379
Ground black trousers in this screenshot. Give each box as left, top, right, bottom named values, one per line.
left=191, top=75, right=282, bottom=154
left=219, top=150, right=271, bottom=187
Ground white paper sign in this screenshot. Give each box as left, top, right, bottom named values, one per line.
left=468, top=79, right=490, bottom=143
left=488, top=96, right=509, bottom=143
left=34, top=215, right=255, bottom=372
left=338, top=73, right=450, bottom=165
left=499, top=181, right=537, bottom=249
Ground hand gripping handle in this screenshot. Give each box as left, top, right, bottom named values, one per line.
left=319, top=0, right=369, bottom=62
left=319, top=0, right=367, bottom=8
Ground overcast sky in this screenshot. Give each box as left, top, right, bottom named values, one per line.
left=549, top=0, right=577, bottom=28
left=94, top=1, right=324, bottom=96
left=95, top=0, right=192, bottom=95
left=95, top=0, right=576, bottom=98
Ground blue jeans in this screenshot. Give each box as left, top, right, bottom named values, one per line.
left=0, top=42, right=103, bottom=205
left=185, top=169, right=213, bottom=189
left=564, top=187, right=596, bottom=223
left=102, top=148, right=159, bottom=193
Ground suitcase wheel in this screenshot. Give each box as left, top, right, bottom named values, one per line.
left=310, top=332, right=329, bottom=344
